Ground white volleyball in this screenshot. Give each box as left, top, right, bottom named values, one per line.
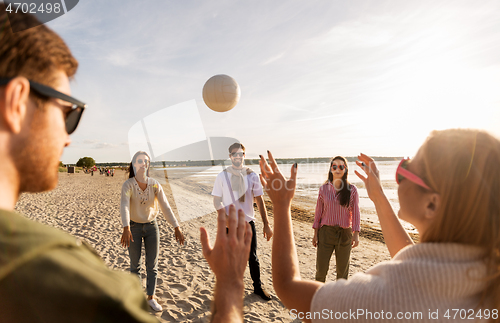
left=202, top=74, right=240, bottom=112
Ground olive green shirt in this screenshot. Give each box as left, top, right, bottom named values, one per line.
left=0, top=209, right=159, bottom=323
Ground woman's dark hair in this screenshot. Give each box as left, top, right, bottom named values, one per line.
left=326, top=156, right=351, bottom=208
left=128, top=151, right=151, bottom=178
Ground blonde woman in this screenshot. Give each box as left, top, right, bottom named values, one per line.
left=260, top=129, right=500, bottom=323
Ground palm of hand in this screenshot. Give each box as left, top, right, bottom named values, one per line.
left=259, top=152, right=297, bottom=206
left=355, top=155, right=383, bottom=202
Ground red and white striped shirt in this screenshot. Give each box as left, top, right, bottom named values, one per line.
left=312, top=182, right=360, bottom=232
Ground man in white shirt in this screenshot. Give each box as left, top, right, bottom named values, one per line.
left=212, top=143, right=273, bottom=301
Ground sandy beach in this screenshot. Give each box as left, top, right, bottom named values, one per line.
left=15, top=170, right=399, bottom=322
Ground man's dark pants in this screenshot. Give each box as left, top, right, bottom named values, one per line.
left=248, top=221, right=262, bottom=289
left=227, top=221, right=262, bottom=289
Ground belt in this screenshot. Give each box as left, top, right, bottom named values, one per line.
left=130, top=220, right=155, bottom=225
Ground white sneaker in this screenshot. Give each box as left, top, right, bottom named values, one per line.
left=148, top=299, right=163, bottom=311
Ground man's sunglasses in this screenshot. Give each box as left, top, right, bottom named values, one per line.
left=396, top=158, right=432, bottom=191
left=332, top=165, right=346, bottom=171
left=0, top=77, right=86, bottom=134
left=231, top=152, right=245, bottom=157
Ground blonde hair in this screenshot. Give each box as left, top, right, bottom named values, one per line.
left=420, top=129, right=500, bottom=318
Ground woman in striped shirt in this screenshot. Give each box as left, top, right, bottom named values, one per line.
left=312, top=156, right=360, bottom=281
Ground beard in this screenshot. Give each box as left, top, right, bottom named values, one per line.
left=231, top=159, right=242, bottom=168
left=13, top=111, right=61, bottom=193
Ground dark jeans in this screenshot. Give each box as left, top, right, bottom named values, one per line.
left=227, top=221, right=262, bottom=289
left=248, top=221, right=262, bottom=289
left=128, top=219, right=159, bottom=296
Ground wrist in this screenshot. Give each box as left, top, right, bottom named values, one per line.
left=216, top=279, right=244, bottom=293
left=214, top=288, right=244, bottom=311
left=213, top=280, right=244, bottom=313
left=272, top=203, right=291, bottom=213
left=370, top=188, right=386, bottom=203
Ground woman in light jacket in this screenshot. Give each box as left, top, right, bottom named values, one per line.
left=120, top=151, right=184, bottom=312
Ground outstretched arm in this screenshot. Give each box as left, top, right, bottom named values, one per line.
left=156, top=183, right=184, bottom=245
left=259, top=152, right=322, bottom=323
left=355, top=153, right=413, bottom=257
left=200, top=205, right=252, bottom=323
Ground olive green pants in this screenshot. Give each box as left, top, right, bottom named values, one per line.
left=315, top=225, right=352, bottom=282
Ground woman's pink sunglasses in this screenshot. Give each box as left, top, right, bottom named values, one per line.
left=396, top=158, right=431, bottom=191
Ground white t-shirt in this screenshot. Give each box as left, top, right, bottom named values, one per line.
left=211, top=170, right=263, bottom=223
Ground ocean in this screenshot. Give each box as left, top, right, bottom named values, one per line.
left=158, top=160, right=416, bottom=233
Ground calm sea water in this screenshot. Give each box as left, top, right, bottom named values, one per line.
left=158, top=161, right=415, bottom=232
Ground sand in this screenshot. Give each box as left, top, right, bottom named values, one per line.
left=15, top=170, right=396, bottom=322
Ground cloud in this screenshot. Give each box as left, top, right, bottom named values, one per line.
left=262, top=52, right=286, bottom=65
left=93, top=142, right=116, bottom=149
left=77, top=140, right=118, bottom=150
left=50, top=0, right=500, bottom=162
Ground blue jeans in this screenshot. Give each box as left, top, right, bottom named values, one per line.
left=128, top=220, right=159, bottom=296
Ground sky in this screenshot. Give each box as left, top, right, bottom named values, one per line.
left=39, top=0, right=500, bottom=163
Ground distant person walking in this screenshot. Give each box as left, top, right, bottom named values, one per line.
left=120, top=151, right=185, bottom=312
left=312, top=156, right=360, bottom=281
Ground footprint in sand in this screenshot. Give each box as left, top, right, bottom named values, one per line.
left=245, top=312, right=262, bottom=322
left=163, top=291, right=173, bottom=299
left=172, top=257, right=186, bottom=267
left=175, top=300, right=194, bottom=313
left=187, top=296, right=204, bottom=306
left=161, top=310, right=178, bottom=321
left=199, top=288, right=211, bottom=294
left=116, top=256, right=127, bottom=264
left=169, top=283, right=188, bottom=294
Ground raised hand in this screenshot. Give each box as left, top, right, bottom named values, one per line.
left=199, top=205, right=252, bottom=322
left=259, top=151, right=297, bottom=208
left=354, top=153, right=384, bottom=202
left=355, top=153, right=412, bottom=257
left=200, top=205, right=252, bottom=288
